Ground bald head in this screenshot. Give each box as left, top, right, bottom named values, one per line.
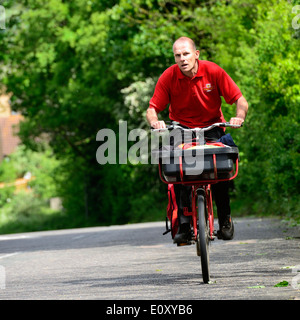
left=173, top=37, right=197, bottom=52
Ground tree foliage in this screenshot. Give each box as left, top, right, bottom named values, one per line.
left=0, top=0, right=299, bottom=227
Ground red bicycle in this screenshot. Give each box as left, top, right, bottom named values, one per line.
left=152, top=122, right=242, bottom=283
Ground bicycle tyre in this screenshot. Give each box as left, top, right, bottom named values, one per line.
left=197, top=194, right=210, bottom=283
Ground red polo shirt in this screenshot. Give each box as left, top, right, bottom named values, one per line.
left=149, top=60, right=242, bottom=128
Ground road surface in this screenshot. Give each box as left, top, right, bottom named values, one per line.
left=0, top=217, right=299, bottom=300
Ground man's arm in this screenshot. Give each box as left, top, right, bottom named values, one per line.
left=146, top=107, right=166, bottom=129
left=230, top=95, right=248, bottom=126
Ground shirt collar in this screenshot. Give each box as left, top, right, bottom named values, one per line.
left=176, top=59, right=204, bottom=80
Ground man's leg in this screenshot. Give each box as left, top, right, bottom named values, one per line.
left=211, top=181, right=234, bottom=240
left=173, top=184, right=192, bottom=244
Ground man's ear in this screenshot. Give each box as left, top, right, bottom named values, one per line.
left=195, top=50, right=200, bottom=59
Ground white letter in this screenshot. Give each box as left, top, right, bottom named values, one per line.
left=119, top=120, right=128, bottom=164
left=106, top=307, right=112, bottom=315
left=128, top=129, right=148, bottom=164
left=184, top=130, right=204, bottom=176
left=134, top=307, right=140, bottom=318
left=150, top=305, right=156, bottom=314
left=292, top=5, right=300, bottom=30
left=0, top=6, right=5, bottom=30
left=96, top=129, right=116, bottom=164
left=179, top=305, right=185, bottom=314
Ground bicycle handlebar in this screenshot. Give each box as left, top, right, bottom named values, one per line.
left=151, top=122, right=243, bottom=133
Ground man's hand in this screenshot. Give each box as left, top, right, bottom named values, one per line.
left=229, top=117, right=244, bottom=127
left=150, top=120, right=166, bottom=129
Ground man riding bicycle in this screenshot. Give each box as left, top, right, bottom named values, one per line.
left=146, top=37, right=248, bottom=244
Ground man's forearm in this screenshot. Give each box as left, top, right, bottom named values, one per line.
left=146, top=107, right=159, bottom=126
left=229, top=95, right=248, bottom=126
left=235, top=95, right=248, bottom=120
left=146, top=107, right=166, bottom=129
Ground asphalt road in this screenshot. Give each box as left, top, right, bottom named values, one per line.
left=0, top=217, right=299, bottom=300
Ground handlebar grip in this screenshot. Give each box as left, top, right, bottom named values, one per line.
left=224, top=122, right=244, bottom=127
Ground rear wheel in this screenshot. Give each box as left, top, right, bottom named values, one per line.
left=197, top=194, right=210, bottom=284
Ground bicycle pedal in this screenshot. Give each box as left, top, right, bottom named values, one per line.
left=177, top=241, right=192, bottom=247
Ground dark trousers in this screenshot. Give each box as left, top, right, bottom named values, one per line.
left=173, top=127, right=231, bottom=227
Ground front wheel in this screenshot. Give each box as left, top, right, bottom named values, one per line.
left=197, top=194, right=210, bottom=283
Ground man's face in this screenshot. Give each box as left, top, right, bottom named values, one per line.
left=173, top=41, right=199, bottom=76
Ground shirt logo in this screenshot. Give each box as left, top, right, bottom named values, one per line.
left=203, top=83, right=215, bottom=92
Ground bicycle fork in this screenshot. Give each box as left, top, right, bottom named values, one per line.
left=192, top=184, right=215, bottom=240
